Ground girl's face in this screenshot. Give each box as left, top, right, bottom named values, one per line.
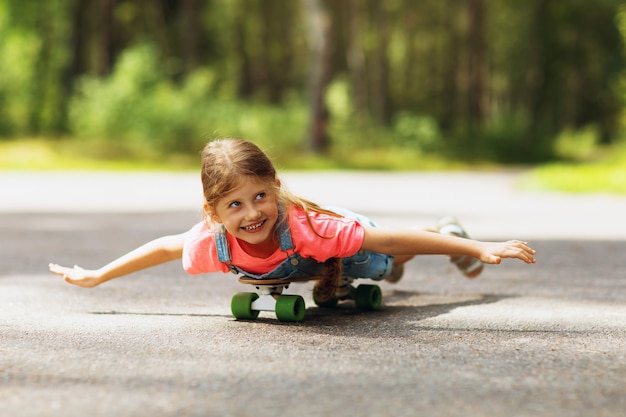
left=210, top=176, right=280, bottom=253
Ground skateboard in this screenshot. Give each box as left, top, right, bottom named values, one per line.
left=230, top=275, right=382, bottom=322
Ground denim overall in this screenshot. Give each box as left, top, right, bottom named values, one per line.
left=213, top=206, right=394, bottom=281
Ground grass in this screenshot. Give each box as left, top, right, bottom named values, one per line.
left=0, top=138, right=473, bottom=172
left=520, top=162, right=626, bottom=194
left=519, top=140, right=626, bottom=194
left=2, top=138, right=626, bottom=195
left=0, top=139, right=197, bottom=171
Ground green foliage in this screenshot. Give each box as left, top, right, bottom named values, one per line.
left=323, top=78, right=444, bottom=161
left=69, top=43, right=309, bottom=156
left=70, top=44, right=195, bottom=152
left=392, top=112, right=441, bottom=152
left=0, top=4, right=39, bottom=135
left=0, top=0, right=625, bottom=170
left=553, top=126, right=602, bottom=161
left=0, top=1, right=72, bottom=135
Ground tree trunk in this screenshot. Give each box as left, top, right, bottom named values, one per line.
left=60, top=0, right=90, bottom=133
left=234, top=0, right=254, bottom=98
left=346, top=0, right=368, bottom=119
left=303, top=0, right=334, bottom=153
left=370, top=0, right=391, bottom=125
left=466, top=0, right=488, bottom=127
left=181, top=0, right=200, bottom=73
left=97, top=0, right=115, bottom=76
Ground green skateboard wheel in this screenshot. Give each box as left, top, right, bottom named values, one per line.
left=275, top=295, right=306, bottom=322
left=231, top=292, right=260, bottom=320
left=354, top=284, right=382, bottom=310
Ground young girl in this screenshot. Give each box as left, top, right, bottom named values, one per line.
left=49, top=138, right=536, bottom=304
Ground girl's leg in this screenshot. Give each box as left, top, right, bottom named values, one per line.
left=386, top=221, right=484, bottom=282
left=313, top=258, right=343, bottom=303
left=436, top=217, right=484, bottom=278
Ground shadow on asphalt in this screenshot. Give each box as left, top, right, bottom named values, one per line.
left=85, top=291, right=513, bottom=336
left=89, top=310, right=236, bottom=319
left=297, top=291, right=514, bottom=335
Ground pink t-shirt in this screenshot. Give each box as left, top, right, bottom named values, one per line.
left=182, top=206, right=365, bottom=275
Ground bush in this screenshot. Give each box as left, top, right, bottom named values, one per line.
left=0, top=19, right=40, bottom=135
left=69, top=43, right=308, bottom=158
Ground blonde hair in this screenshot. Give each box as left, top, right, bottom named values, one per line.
left=200, top=138, right=340, bottom=236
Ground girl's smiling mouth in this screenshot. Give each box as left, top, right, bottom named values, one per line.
left=241, top=219, right=266, bottom=232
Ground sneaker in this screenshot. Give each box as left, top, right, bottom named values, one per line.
left=437, top=216, right=484, bottom=279
left=313, top=258, right=343, bottom=303
left=384, top=263, right=405, bottom=284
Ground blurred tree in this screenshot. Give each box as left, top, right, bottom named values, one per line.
left=345, top=0, right=368, bottom=119
left=0, top=0, right=624, bottom=162
left=369, top=0, right=392, bottom=125
left=303, top=0, right=333, bottom=152
left=97, top=0, right=115, bottom=76
left=181, top=0, right=201, bottom=73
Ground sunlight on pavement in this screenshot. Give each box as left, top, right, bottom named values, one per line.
left=417, top=297, right=626, bottom=332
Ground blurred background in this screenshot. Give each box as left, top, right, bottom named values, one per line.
left=0, top=0, right=625, bottom=193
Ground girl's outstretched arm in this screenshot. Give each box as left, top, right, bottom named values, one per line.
left=49, top=233, right=186, bottom=288
left=361, top=227, right=537, bottom=265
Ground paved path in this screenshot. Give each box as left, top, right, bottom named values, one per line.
left=2, top=170, right=626, bottom=239
left=1, top=171, right=625, bottom=417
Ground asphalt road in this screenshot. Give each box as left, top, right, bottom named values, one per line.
left=1, top=171, right=625, bottom=417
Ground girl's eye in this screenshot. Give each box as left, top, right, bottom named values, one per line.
left=255, top=192, right=266, bottom=200
left=229, top=201, right=241, bottom=208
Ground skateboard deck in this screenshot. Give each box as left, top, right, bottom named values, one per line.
left=231, top=275, right=382, bottom=322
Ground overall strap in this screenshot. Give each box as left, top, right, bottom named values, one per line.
left=276, top=205, right=295, bottom=252
left=214, top=224, right=232, bottom=263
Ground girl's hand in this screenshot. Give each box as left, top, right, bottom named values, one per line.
left=48, top=263, right=104, bottom=288
left=479, top=240, right=537, bottom=265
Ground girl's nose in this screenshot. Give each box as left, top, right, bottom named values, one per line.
left=245, top=207, right=262, bottom=220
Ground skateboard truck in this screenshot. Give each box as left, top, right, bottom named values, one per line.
left=231, top=276, right=382, bottom=323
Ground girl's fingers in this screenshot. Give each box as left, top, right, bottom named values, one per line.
left=49, top=263, right=65, bottom=275
left=498, top=241, right=536, bottom=264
